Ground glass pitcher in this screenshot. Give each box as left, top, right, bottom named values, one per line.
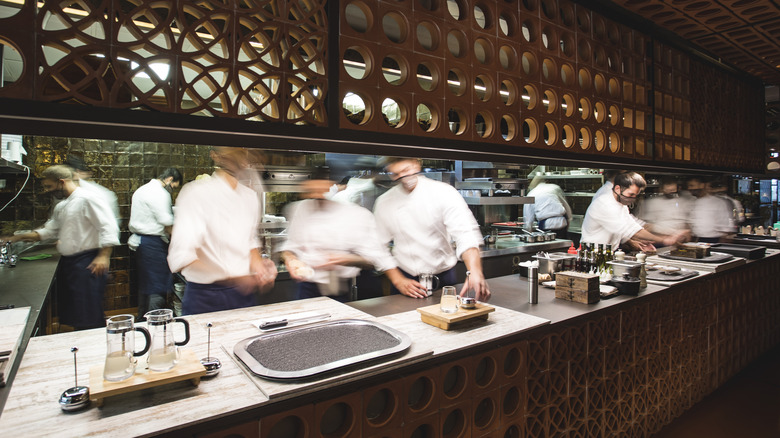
left=104, top=314, right=150, bottom=382
left=144, top=309, right=190, bottom=372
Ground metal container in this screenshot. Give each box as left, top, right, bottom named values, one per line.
left=533, top=253, right=577, bottom=275
left=607, top=260, right=643, bottom=278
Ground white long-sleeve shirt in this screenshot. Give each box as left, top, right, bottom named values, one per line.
left=636, top=195, right=691, bottom=235
left=690, top=195, right=733, bottom=239
left=281, top=199, right=396, bottom=283
left=581, top=191, right=643, bottom=249
left=523, top=183, right=572, bottom=230
left=373, top=176, right=482, bottom=276
left=128, top=179, right=174, bottom=238
left=167, top=173, right=262, bottom=284
left=35, top=187, right=120, bottom=256
left=79, top=179, right=120, bottom=224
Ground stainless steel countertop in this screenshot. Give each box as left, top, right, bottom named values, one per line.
left=480, top=238, right=571, bottom=257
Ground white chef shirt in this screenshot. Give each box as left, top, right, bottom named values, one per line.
left=167, top=173, right=262, bottom=284
left=128, top=179, right=174, bottom=244
left=281, top=199, right=396, bottom=283
left=79, top=178, right=120, bottom=224
left=581, top=191, right=643, bottom=249
left=373, top=176, right=482, bottom=276
left=689, top=195, right=733, bottom=239
left=636, top=195, right=691, bottom=235
left=523, top=183, right=572, bottom=230
left=35, top=187, right=120, bottom=256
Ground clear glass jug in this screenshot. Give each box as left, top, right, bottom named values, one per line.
left=103, top=314, right=150, bottom=382
left=144, top=309, right=190, bottom=372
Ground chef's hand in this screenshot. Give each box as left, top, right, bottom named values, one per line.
left=251, top=254, right=277, bottom=292
left=662, top=230, right=690, bottom=247
left=393, top=277, right=429, bottom=298
left=460, top=269, right=491, bottom=302
left=284, top=255, right=311, bottom=282
left=88, top=253, right=110, bottom=276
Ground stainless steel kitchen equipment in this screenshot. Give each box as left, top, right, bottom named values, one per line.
left=233, top=319, right=411, bottom=380
left=200, top=322, right=221, bottom=377
left=607, top=260, right=643, bottom=278
left=533, top=253, right=577, bottom=275
left=59, top=347, right=90, bottom=412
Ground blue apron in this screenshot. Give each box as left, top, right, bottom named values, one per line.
left=136, top=235, right=172, bottom=296
left=57, top=249, right=106, bottom=329
left=182, top=281, right=257, bottom=315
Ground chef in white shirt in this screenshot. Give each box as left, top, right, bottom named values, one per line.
left=523, top=176, right=572, bottom=235
left=592, top=169, right=622, bottom=200
left=282, top=172, right=396, bottom=302
left=167, top=147, right=277, bottom=315
left=582, top=172, right=686, bottom=251
left=65, top=155, right=120, bottom=226
left=635, top=176, right=692, bottom=237
left=3, top=165, right=119, bottom=330
left=373, top=157, right=490, bottom=301
left=128, top=167, right=183, bottom=316
left=687, top=176, right=733, bottom=243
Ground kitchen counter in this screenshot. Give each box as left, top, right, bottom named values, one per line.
left=0, top=247, right=778, bottom=437
left=0, top=245, right=59, bottom=410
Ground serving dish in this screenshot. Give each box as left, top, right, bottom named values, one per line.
left=233, top=319, right=411, bottom=380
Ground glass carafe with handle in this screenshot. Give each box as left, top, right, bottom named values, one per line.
left=104, top=315, right=150, bottom=381
left=144, top=309, right=190, bottom=372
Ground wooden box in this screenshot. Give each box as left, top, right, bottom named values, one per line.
left=671, top=243, right=711, bottom=259
left=554, top=271, right=600, bottom=304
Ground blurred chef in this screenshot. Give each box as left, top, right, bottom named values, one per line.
left=282, top=169, right=396, bottom=302
left=65, top=155, right=120, bottom=226
left=128, top=167, right=183, bottom=316
left=373, top=157, right=490, bottom=301
left=523, top=175, right=572, bottom=237
left=687, top=176, right=733, bottom=243
left=635, top=176, right=692, bottom=237
left=167, top=147, right=277, bottom=315
left=2, top=165, right=119, bottom=329
left=582, top=172, right=686, bottom=251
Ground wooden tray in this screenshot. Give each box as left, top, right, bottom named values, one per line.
left=417, top=303, right=495, bottom=330
left=88, top=348, right=206, bottom=407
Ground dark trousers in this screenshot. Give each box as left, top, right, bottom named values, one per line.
left=57, top=249, right=106, bottom=330
left=389, top=266, right=458, bottom=295
left=135, top=235, right=172, bottom=317
left=182, top=281, right=257, bottom=315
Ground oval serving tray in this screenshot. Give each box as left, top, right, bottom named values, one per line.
left=233, top=319, right=412, bottom=380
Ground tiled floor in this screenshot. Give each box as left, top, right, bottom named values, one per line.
left=653, top=345, right=780, bottom=438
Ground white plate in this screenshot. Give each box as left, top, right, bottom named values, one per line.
left=541, top=280, right=556, bottom=288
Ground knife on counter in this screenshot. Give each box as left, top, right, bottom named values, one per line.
left=257, top=311, right=331, bottom=330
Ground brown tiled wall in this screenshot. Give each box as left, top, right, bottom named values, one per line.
left=0, top=137, right=215, bottom=314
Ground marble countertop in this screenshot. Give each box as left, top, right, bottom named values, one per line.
left=0, top=297, right=549, bottom=436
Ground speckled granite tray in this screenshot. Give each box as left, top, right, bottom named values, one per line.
left=233, top=319, right=411, bottom=380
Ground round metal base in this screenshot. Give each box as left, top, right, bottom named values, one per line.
left=200, top=357, right=222, bottom=377
left=59, top=386, right=90, bottom=412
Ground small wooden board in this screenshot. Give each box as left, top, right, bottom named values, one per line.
left=417, top=303, right=495, bottom=330
left=88, top=349, right=206, bottom=407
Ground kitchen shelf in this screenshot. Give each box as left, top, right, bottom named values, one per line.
left=563, top=192, right=595, bottom=197
left=462, top=196, right=535, bottom=205
left=0, top=158, right=27, bottom=174
left=534, top=174, right=603, bottom=179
